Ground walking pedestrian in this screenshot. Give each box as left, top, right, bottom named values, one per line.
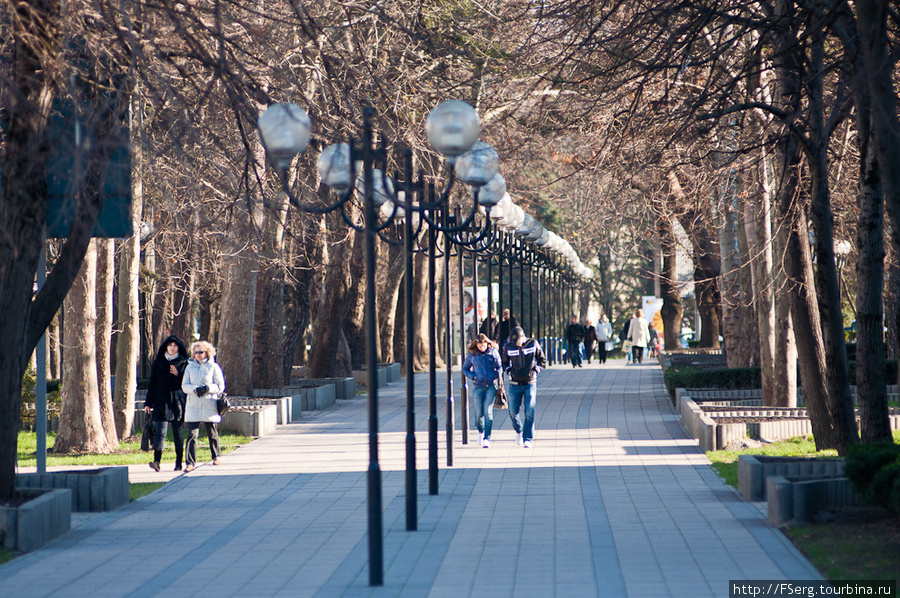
left=144, top=335, right=189, bottom=472
left=596, top=315, right=613, bottom=364
left=621, top=317, right=632, bottom=363
left=628, top=309, right=651, bottom=364
left=479, top=313, right=499, bottom=342
left=182, top=340, right=226, bottom=472
left=583, top=319, right=598, bottom=364
left=502, top=326, right=547, bottom=448
left=565, top=314, right=585, bottom=367
left=462, top=333, right=502, bottom=448
left=648, top=322, right=661, bottom=358
left=497, top=309, right=518, bottom=349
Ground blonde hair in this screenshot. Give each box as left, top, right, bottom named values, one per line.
left=190, top=340, right=216, bottom=358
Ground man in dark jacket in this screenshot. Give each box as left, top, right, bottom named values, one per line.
left=564, top=314, right=586, bottom=367
left=501, top=326, right=547, bottom=448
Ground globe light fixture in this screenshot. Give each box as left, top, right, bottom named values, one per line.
left=426, top=100, right=481, bottom=160
left=258, top=103, right=312, bottom=168
left=475, top=173, right=506, bottom=207
left=455, top=141, right=500, bottom=187
left=318, top=143, right=352, bottom=190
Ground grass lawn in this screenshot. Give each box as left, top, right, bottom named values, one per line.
left=707, top=432, right=900, bottom=583
left=130, top=482, right=165, bottom=501
left=17, top=430, right=252, bottom=468
left=706, top=436, right=839, bottom=488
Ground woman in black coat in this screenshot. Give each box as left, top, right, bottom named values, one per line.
left=144, top=335, right=189, bottom=471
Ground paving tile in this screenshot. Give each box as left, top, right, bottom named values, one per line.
left=0, top=363, right=822, bottom=597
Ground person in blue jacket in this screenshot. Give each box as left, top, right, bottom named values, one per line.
left=462, top=333, right=502, bottom=448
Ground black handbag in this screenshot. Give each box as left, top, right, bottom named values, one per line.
left=216, top=393, right=232, bottom=416
left=140, top=419, right=155, bottom=451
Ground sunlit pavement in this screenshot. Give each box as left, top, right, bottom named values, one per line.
left=0, top=359, right=820, bottom=597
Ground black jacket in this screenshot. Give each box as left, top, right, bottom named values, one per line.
left=498, top=316, right=519, bottom=346
left=502, top=338, right=547, bottom=385
left=565, top=322, right=586, bottom=343
left=145, top=335, right=189, bottom=422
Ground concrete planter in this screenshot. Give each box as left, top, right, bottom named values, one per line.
left=219, top=405, right=279, bottom=437
left=353, top=368, right=387, bottom=389
left=16, top=466, right=129, bottom=513
left=254, top=383, right=336, bottom=419
left=379, top=363, right=401, bottom=383
left=1, top=488, right=72, bottom=552
left=231, top=396, right=292, bottom=425
left=738, top=455, right=846, bottom=502
left=298, top=378, right=356, bottom=401
left=767, top=475, right=860, bottom=526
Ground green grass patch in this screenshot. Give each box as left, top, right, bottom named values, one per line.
left=784, top=507, right=900, bottom=584
left=0, top=547, right=12, bottom=566
left=17, top=430, right=252, bottom=468
left=706, top=436, right=839, bottom=488
left=130, top=482, right=165, bottom=502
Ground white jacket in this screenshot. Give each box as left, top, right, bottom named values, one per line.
left=628, top=317, right=651, bottom=348
left=182, top=357, right=225, bottom=423
left=597, top=322, right=613, bottom=342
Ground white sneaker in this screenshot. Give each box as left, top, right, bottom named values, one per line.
left=482, top=438, right=491, bottom=448
left=515, top=433, right=523, bottom=446
left=523, top=440, right=532, bottom=448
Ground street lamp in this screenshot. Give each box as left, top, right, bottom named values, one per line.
left=258, top=103, right=389, bottom=586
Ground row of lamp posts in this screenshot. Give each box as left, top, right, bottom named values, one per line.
left=256, top=100, right=593, bottom=586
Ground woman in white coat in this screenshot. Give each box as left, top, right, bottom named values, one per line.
left=627, top=309, right=651, bottom=364
left=181, top=340, right=226, bottom=472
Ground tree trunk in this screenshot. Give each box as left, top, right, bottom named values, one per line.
left=657, top=212, right=683, bottom=350
left=771, top=0, right=841, bottom=451
left=856, top=0, right=900, bottom=426
left=95, top=239, right=119, bottom=447
left=377, top=239, right=406, bottom=364
left=53, top=241, right=114, bottom=454
left=218, top=236, right=259, bottom=395
left=307, top=209, right=356, bottom=379
left=744, top=187, right=777, bottom=404
left=343, top=225, right=368, bottom=370
left=718, top=184, right=755, bottom=367
left=807, top=32, right=857, bottom=453
left=851, top=66, right=891, bottom=443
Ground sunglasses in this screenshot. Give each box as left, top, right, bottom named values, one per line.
left=193, top=350, right=206, bottom=355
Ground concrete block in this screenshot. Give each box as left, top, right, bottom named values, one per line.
left=767, top=476, right=793, bottom=526
left=1, top=488, right=71, bottom=552
left=15, top=467, right=129, bottom=513
left=219, top=405, right=279, bottom=437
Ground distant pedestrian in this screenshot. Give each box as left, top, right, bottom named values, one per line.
left=628, top=309, right=651, bottom=364
left=502, top=326, right=547, bottom=448
left=596, top=315, right=613, bottom=364
left=462, top=333, right=502, bottom=448
left=182, top=340, right=226, bottom=472
left=144, top=335, right=189, bottom=472
left=479, top=313, right=499, bottom=342
left=648, top=323, right=661, bottom=358
left=498, top=309, right=518, bottom=349
left=621, top=318, right=632, bottom=363
left=564, top=314, right=586, bottom=368
left=583, top=319, right=598, bottom=364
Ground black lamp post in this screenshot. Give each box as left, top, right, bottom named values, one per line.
left=259, top=103, right=388, bottom=586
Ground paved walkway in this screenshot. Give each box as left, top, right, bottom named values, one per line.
left=1, top=361, right=821, bottom=597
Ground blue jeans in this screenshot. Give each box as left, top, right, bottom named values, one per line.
left=569, top=342, right=584, bottom=366
left=507, top=383, right=535, bottom=441
left=471, top=385, right=497, bottom=440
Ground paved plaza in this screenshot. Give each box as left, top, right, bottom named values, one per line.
left=1, top=361, right=821, bottom=597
